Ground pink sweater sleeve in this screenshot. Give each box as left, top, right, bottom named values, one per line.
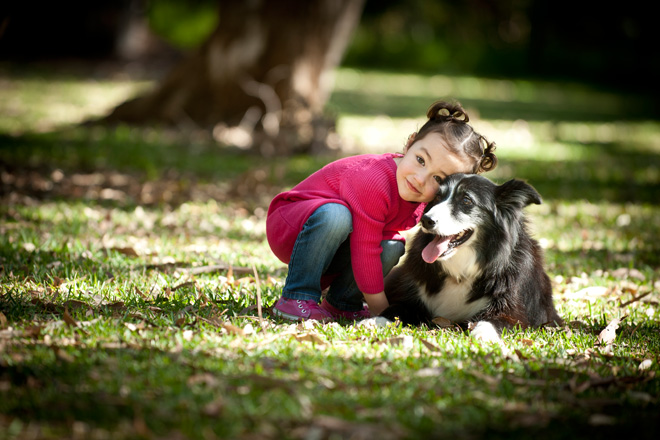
left=339, top=163, right=397, bottom=294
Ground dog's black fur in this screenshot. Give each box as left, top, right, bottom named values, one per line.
left=380, top=174, right=562, bottom=338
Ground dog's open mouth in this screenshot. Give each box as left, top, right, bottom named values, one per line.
left=422, top=229, right=474, bottom=263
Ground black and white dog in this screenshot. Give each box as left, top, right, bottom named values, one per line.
left=375, top=174, right=562, bottom=342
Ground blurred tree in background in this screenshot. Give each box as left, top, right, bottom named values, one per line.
left=1, top=0, right=657, bottom=155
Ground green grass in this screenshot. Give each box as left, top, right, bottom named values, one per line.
left=1, top=65, right=659, bottom=439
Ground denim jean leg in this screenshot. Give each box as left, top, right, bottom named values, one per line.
left=325, top=239, right=405, bottom=311
left=282, top=203, right=352, bottom=302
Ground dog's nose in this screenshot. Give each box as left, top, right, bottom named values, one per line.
left=421, top=214, right=435, bottom=229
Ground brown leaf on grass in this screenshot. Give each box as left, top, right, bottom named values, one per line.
left=23, top=325, right=43, bottom=339
left=222, top=322, right=244, bottom=336
left=0, top=312, right=7, bottom=329
left=596, top=315, right=627, bottom=346
left=294, top=332, right=327, bottom=345
left=420, top=338, right=441, bottom=352
left=134, top=286, right=148, bottom=300
left=63, top=308, right=79, bottom=328
left=52, top=346, right=75, bottom=363
left=52, top=276, right=65, bottom=287
left=104, top=301, right=126, bottom=311
left=431, top=316, right=453, bottom=328
left=63, top=308, right=89, bottom=335
left=110, top=247, right=139, bottom=257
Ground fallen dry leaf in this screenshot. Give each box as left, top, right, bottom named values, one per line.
left=110, top=247, right=139, bottom=257
left=638, top=359, right=653, bottom=371
left=596, top=315, right=627, bottom=346
left=62, top=309, right=79, bottom=328
left=294, top=332, right=327, bottom=345
left=431, top=316, right=453, bottom=328
left=420, top=338, right=441, bottom=352
left=222, top=322, right=245, bottom=336
left=0, top=312, right=7, bottom=329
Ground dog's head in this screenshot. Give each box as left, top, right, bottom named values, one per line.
left=420, top=174, right=541, bottom=263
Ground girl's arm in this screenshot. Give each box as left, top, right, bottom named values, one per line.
left=363, top=291, right=389, bottom=316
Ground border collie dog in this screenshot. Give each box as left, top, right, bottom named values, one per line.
left=377, top=174, right=562, bottom=342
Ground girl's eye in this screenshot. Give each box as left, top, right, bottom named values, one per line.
left=434, top=176, right=443, bottom=184
left=416, top=156, right=425, bottom=166
left=462, top=195, right=473, bottom=206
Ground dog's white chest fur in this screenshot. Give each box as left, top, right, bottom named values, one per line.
left=420, top=277, right=488, bottom=322
left=420, top=245, right=487, bottom=322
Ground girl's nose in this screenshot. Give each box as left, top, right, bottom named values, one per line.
left=414, top=170, right=429, bottom=185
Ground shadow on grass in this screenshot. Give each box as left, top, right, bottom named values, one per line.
left=1, top=130, right=659, bottom=206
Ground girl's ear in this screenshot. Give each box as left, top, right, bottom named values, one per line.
left=405, top=132, right=417, bottom=151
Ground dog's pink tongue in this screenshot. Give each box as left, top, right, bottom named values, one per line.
left=422, top=235, right=451, bottom=263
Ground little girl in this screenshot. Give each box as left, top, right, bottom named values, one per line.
left=266, top=100, right=497, bottom=322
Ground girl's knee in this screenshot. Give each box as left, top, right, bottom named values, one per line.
left=316, top=203, right=352, bottom=231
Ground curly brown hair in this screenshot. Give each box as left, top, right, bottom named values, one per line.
left=413, top=100, right=497, bottom=174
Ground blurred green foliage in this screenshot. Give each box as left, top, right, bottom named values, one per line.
left=148, top=0, right=218, bottom=49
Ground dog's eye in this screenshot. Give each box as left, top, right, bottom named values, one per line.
left=462, top=195, right=473, bottom=206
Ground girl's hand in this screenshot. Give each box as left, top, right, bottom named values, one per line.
left=363, top=291, right=389, bottom=316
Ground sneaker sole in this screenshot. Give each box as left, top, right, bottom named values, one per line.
left=272, top=307, right=304, bottom=322
left=273, top=306, right=333, bottom=323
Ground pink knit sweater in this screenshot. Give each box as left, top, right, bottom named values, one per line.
left=266, top=153, right=426, bottom=294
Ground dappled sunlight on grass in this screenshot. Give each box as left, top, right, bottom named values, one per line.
left=1, top=65, right=659, bottom=440
left=0, top=69, right=152, bottom=135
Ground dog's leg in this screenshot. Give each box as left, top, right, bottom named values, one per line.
left=358, top=316, right=394, bottom=328
left=470, top=321, right=501, bottom=343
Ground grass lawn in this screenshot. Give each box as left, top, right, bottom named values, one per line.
left=1, top=63, right=659, bottom=439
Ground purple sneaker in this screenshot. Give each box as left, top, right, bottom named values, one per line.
left=320, top=299, right=371, bottom=321
left=272, top=298, right=334, bottom=323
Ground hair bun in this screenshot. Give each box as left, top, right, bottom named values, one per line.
left=477, top=140, right=498, bottom=173
left=428, top=101, right=470, bottom=123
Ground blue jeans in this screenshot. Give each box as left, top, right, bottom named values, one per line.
left=282, top=203, right=405, bottom=311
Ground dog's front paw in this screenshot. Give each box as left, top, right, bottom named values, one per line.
left=358, top=316, right=393, bottom=328
left=469, top=321, right=501, bottom=343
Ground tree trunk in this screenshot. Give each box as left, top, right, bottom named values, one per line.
left=103, top=0, right=365, bottom=155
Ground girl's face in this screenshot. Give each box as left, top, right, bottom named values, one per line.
left=396, top=132, right=473, bottom=203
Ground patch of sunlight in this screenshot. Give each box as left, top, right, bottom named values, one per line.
left=334, top=68, right=626, bottom=110
left=334, top=68, right=517, bottom=102
left=336, top=115, right=420, bottom=153
left=0, top=76, right=153, bottom=135
left=340, top=115, right=575, bottom=161
left=338, top=110, right=660, bottom=161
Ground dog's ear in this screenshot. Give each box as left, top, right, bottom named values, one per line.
left=495, top=179, right=542, bottom=208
